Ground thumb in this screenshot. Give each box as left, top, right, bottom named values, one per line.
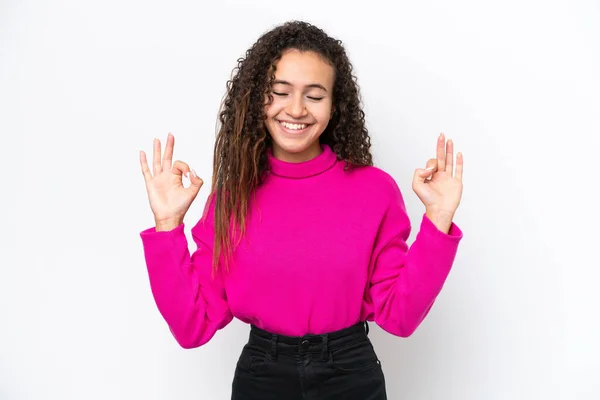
left=420, top=158, right=437, bottom=181
left=414, top=166, right=435, bottom=182
left=186, top=169, right=204, bottom=196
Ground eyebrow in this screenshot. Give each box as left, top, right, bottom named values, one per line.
left=272, top=79, right=328, bottom=92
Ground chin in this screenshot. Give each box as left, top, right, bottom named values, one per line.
left=273, top=141, right=312, bottom=153
left=268, top=135, right=323, bottom=162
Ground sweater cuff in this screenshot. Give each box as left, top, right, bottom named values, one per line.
left=140, top=223, right=185, bottom=239
left=420, top=213, right=463, bottom=242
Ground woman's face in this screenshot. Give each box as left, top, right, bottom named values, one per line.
left=265, top=49, right=334, bottom=163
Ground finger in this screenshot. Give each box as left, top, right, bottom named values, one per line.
left=140, top=151, right=152, bottom=183
left=455, top=152, right=464, bottom=181
left=162, top=133, right=174, bottom=171
left=446, top=139, right=454, bottom=176
left=173, top=161, right=204, bottom=197
left=425, top=158, right=437, bottom=170
left=153, top=138, right=162, bottom=175
left=437, top=133, right=446, bottom=171
left=172, top=160, right=191, bottom=179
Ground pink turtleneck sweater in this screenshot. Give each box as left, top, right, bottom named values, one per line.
left=140, top=144, right=463, bottom=348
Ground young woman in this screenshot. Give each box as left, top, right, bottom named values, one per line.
left=139, top=21, right=464, bottom=399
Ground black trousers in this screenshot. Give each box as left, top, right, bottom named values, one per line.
left=231, top=321, right=387, bottom=399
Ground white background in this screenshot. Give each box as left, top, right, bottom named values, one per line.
left=1, top=0, right=599, bottom=399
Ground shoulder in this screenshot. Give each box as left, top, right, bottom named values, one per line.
left=343, top=163, right=402, bottom=198
left=334, top=163, right=406, bottom=213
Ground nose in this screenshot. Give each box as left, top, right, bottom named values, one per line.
left=285, top=94, right=308, bottom=119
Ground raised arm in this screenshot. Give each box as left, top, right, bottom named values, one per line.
left=139, top=134, right=232, bottom=348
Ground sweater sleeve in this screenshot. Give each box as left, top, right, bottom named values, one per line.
left=139, top=196, right=233, bottom=348
left=367, top=178, right=463, bottom=337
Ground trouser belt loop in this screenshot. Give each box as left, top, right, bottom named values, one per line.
left=270, top=334, right=278, bottom=359
left=365, top=320, right=370, bottom=336
left=321, top=334, right=329, bottom=361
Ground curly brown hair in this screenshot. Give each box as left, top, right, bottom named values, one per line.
left=210, top=20, right=373, bottom=274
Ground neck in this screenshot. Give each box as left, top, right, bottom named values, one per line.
left=267, top=143, right=338, bottom=179
left=271, top=142, right=323, bottom=163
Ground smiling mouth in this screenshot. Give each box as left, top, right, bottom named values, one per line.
left=277, top=120, right=313, bottom=134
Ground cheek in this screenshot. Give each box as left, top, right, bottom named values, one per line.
left=264, top=104, right=276, bottom=119
left=265, top=98, right=284, bottom=119
left=313, top=103, right=333, bottom=123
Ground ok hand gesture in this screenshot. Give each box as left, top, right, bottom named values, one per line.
left=140, top=133, right=204, bottom=231
left=412, top=133, right=464, bottom=230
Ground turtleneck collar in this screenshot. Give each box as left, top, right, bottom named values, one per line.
left=267, top=144, right=338, bottom=179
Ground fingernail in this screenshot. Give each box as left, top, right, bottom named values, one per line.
left=184, top=171, right=189, bottom=178
left=426, top=167, right=435, bottom=170
left=191, top=169, right=197, bottom=178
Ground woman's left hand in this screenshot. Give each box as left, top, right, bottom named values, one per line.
left=412, top=133, right=464, bottom=219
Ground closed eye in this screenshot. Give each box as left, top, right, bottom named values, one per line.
left=273, top=92, right=324, bottom=101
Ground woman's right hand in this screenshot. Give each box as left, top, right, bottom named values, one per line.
left=140, top=133, right=204, bottom=231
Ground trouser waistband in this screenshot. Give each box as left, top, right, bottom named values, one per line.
left=248, top=321, right=370, bottom=360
